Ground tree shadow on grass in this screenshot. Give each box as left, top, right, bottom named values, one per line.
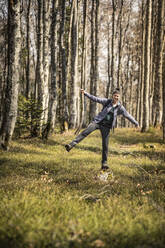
left=76, top=144, right=101, bottom=153
left=120, top=162, right=165, bottom=173
left=113, top=132, right=162, bottom=145
left=1, top=136, right=164, bottom=199
left=49, top=140, right=135, bottom=156
left=47, top=139, right=102, bottom=154
left=8, top=145, right=53, bottom=156
left=1, top=226, right=164, bottom=248
left=132, top=150, right=165, bottom=162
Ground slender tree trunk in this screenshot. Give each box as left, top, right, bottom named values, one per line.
left=25, top=0, right=31, bottom=99
left=42, top=0, right=58, bottom=139
left=152, top=0, right=164, bottom=127
left=106, top=22, right=111, bottom=98
left=69, top=0, right=79, bottom=128
left=0, top=26, right=7, bottom=129
left=149, top=0, right=157, bottom=126
left=94, top=0, right=99, bottom=109
left=35, top=0, right=43, bottom=103
left=83, top=14, right=90, bottom=127
left=42, top=0, right=51, bottom=126
left=75, top=2, right=80, bottom=127
left=135, top=7, right=142, bottom=123
left=141, top=0, right=152, bottom=132
left=129, top=71, right=133, bottom=127
left=70, top=0, right=78, bottom=128
left=161, top=1, right=165, bottom=141
left=33, top=0, right=44, bottom=136
left=163, top=49, right=165, bottom=141
left=75, top=0, right=87, bottom=134
left=117, top=0, right=123, bottom=89
left=136, top=58, right=141, bottom=123
left=89, top=0, right=95, bottom=122
left=124, top=51, right=130, bottom=127
left=0, top=0, right=21, bottom=150
left=89, top=0, right=99, bottom=122
left=59, top=0, right=69, bottom=131
left=139, top=0, right=145, bottom=127
left=111, top=0, right=116, bottom=92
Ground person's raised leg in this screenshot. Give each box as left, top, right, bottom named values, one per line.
left=65, top=122, right=99, bottom=152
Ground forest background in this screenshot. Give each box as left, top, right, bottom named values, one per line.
left=0, top=0, right=165, bottom=148
left=0, top=1, right=165, bottom=248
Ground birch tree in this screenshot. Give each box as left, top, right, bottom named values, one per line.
left=163, top=50, right=165, bottom=142
left=34, top=0, right=44, bottom=136
left=25, top=0, right=31, bottom=99
left=116, top=0, right=124, bottom=89
left=106, top=20, right=111, bottom=98
left=68, top=0, right=79, bottom=129
left=89, top=0, right=95, bottom=122
left=139, top=0, right=145, bottom=127
left=0, top=0, right=21, bottom=150
left=89, top=0, right=99, bottom=122
left=58, top=0, right=69, bottom=131
left=42, top=0, right=51, bottom=124
left=110, top=0, right=116, bottom=93
left=75, top=0, right=88, bottom=133
left=42, top=0, right=58, bottom=139
left=152, top=0, right=164, bottom=127
left=0, top=4, right=7, bottom=129
left=141, top=0, right=152, bottom=132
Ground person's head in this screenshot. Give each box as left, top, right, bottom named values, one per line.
left=112, top=88, right=120, bottom=104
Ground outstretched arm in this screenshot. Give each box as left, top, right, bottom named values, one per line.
left=118, top=106, right=139, bottom=126
left=81, top=89, right=108, bottom=105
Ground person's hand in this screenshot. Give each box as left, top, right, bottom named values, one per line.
left=81, top=89, right=85, bottom=94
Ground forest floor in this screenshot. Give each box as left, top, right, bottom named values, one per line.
left=0, top=128, right=165, bottom=248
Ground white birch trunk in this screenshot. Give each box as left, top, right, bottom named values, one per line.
left=139, top=1, right=145, bottom=127
left=42, top=0, right=58, bottom=139
left=42, top=0, right=51, bottom=124
left=0, top=0, right=21, bottom=149
left=68, top=0, right=79, bottom=128
left=153, top=0, right=164, bottom=127
left=142, top=0, right=152, bottom=132
left=163, top=49, right=165, bottom=141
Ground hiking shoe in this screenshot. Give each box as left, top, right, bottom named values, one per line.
left=101, top=164, right=109, bottom=171
left=65, top=144, right=72, bottom=152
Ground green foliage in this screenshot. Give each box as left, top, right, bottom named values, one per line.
left=0, top=128, right=165, bottom=247
left=15, top=95, right=43, bottom=137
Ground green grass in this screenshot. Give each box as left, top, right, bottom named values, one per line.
left=0, top=128, right=165, bottom=248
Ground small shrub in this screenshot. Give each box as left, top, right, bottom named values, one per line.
left=15, top=95, right=43, bottom=137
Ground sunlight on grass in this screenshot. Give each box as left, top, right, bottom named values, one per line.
left=0, top=128, right=165, bottom=247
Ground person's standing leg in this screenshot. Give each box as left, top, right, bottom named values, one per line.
left=65, top=122, right=99, bottom=151
left=99, top=125, right=110, bottom=169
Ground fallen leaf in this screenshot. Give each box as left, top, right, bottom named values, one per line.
left=92, top=239, right=105, bottom=247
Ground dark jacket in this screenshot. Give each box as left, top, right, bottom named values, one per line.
left=84, top=92, right=139, bottom=128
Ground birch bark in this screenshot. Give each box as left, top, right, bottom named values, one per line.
left=0, top=0, right=21, bottom=149
left=25, top=0, right=31, bottom=99
left=152, top=0, right=164, bottom=127
left=69, top=0, right=79, bottom=129
left=42, top=0, right=51, bottom=124
left=141, top=0, right=152, bottom=132
left=42, top=0, right=58, bottom=139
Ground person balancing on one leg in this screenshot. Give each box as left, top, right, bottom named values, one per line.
left=65, top=88, right=139, bottom=171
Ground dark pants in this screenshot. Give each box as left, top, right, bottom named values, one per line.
left=69, top=122, right=110, bottom=165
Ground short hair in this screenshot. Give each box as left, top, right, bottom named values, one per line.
left=112, top=88, right=120, bottom=95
